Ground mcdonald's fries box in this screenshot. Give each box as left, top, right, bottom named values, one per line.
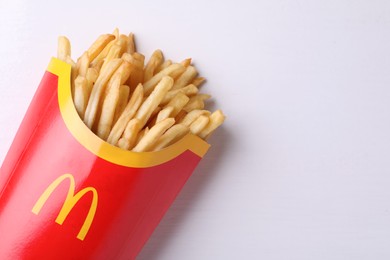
left=0, top=58, right=210, bottom=259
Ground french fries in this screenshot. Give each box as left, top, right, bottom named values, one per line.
left=57, top=36, right=71, bottom=62
left=97, top=73, right=122, bottom=140
left=133, top=118, right=175, bottom=152
left=58, top=29, right=225, bottom=151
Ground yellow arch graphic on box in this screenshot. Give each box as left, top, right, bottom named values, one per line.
left=47, top=58, right=210, bottom=168
left=32, top=173, right=98, bottom=241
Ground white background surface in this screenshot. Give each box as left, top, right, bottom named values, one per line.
left=1, top=0, right=390, bottom=259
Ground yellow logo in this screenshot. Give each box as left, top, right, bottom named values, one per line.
left=32, top=173, right=98, bottom=241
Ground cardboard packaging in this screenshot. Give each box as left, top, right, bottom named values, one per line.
left=0, top=58, right=210, bottom=259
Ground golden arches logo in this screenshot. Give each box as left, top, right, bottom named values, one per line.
left=32, top=174, right=98, bottom=241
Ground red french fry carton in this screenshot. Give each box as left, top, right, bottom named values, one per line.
left=0, top=58, right=210, bottom=259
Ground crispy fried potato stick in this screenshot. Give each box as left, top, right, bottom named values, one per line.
left=100, top=44, right=122, bottom=72
left=171, top=66, right=198, bottom=90
left=84, top=58, right=123, bottom=129
left=156, top=106, right=174, bottom=124
left=57, top=36, right=71, bottom=61
left=164, top=93, right=190, bottom=117
left=144, top=50, right=163, bottom=82
left=183, top=94, right=211, bottom=112
left=180, top=110, right=211, bottom=126
left=108, top=60, right=132, bottom=87
left=181, top=58, right=191, bottom=67
left=183, top=98, right=204, bottom=112
left=113, top=85, right=130, bottom=124
left=127, top=33, right=136, bottom=54
left=152, top=124, right=189, bottom=151
left=76, top=52, right=90, bottom=78
left=161, top=84, right=198, bottom=105
left=97, top=73, right=121, bottom=140
left=135, top=127, right=149, bottom=145
left=85, top=68, right=99, bottom=101
left=155, top=59, right=172, bottom=74
left=143, top=64, right=184, bottom=95
left=198, top=110, right=226, bottom=139
left=65, top=56, right=77, bottom=98
left=87, top=34, right=115, bottom=61
left=117, top=118, right=142, bottom=150
left=133, top=118, right=175, bottom=152
left=128, top=53, right=145, bottom=90
left=190, top=115, right=209, bottom=135
left=90, top=30, right=119, bottom=68
left=74, top=76, right=88, bottom=119
left=135, top=76, right=174, bottom=128
left=107, top=83, right=144, bottom=145
left=191, top=77, right=206, bottom=87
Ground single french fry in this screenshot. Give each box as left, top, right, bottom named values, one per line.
left=164, top=93, right=190, bottom=117
left=122, top=53, right=144, bottom=69
left=91, top=59, right=104, bottom=72
left=152, top=124, right=189, bottom=151
left=144, top=50, right=163, bottom=82
left=183, top=94, right=211, bottom=112
left=117, top=138, right=128, bottom=150
left=132, top=52, right=145, bottom=63
left=97, top=73, right=121, bottom=140
left=171, top=66, right=198, bottom=90
left=123, top=118, right=141, bottom=140
left=129, top=53, right=145, bottom=90
left=100, top=44, right=122, bottom=72
left=86, top=67, right=99, bottom=83
left=135, top=76, right=174, bottom=128
left=198, top=110, right=226, bottom=139
left=122, top=53, right=145, bottom=90
left=76, top=52, right=90, bottom=78
left=90, top=30, right=119, bottom=67
left=107, top=83, right=143, bottom=145
left=108, top=60, right=132, bottom=87
left=170, top=65, right=186, bottom=80
left=189, top=115, right=209, bottom=135
left=155, top=59, right=172, bottom=74
left=161, top=84, right=198, bottom=105
left=117, top=35, right=129, bottom=55
left=183, top=98, right=204, bottom=112
left=133, top=118, right=175, bottom=152
left=119, top=34, right=129, bottom=44
left=57, top=36, right=71, bottom=61
left=180, top=109, right=211, bottom=126
left=112, top=28, right=120, bottom=38
left=65, top=56, right=77, bottom=98
left=73, top=76, right=88, bottom=119
left=113, top=85, right=130, bottom=123
left=118, top=118, right=142, bottom=150
left=84, top=58, right=123, bottom=129
left=127, top=32, right=136, bottom=54
left=143, top=64, right=185, bottom=95
left=192, top=93, right=212, bottom=101
left=87, top=34, right=115, bottom=61
left=191, top=77, right=206, bottom=87
left=181, top=58, right=191, bottom=67
left=156, top=106, right=174, bottom=123
left=85, top=67, right=99, bottom=99
left=135, top=127, right=149, bottom=145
